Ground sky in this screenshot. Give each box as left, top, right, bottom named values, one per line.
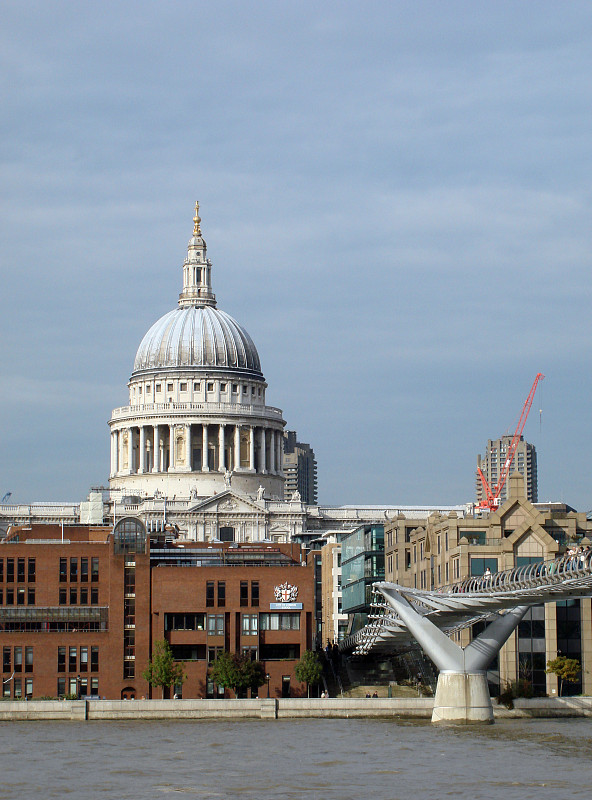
left=1, top=1, right=591, bottom=509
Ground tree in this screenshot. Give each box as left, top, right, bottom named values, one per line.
left=209, top=651, right=266, bottom=698
left=142, top=639, right=186, bottom=699
left=294, top=649, right=323, bottom=697
left=546, top=656, right=581, bottom=697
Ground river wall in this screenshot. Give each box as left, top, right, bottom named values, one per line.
left=0, top=696, right=591, bottom=720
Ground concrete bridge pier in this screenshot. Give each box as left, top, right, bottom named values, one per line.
left=381, top=588, right=529, bottom=724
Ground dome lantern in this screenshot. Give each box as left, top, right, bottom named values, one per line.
left=179, top=201, right=216, bottom=308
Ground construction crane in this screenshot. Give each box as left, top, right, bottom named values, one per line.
left=477, top=373, right=545, bottom=512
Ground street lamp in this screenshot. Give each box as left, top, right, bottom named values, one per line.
left=265, top=673, right=271, bottom=698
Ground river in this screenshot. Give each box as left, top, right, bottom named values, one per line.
left=0, top=718, right=591, bottom=800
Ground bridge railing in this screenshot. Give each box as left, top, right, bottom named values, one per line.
left=438, top=547, right=592, bottom=596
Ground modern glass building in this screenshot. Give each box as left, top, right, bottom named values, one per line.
left=341, top=524, right=384, bottom=633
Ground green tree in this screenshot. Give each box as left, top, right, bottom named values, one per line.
left=142, top=639, right=186, bottom=699
left=546, top=656, right=581, bottom=697
left=294, top=649, right=324, bottom=697
left=209, top=651, right=266, bottom=698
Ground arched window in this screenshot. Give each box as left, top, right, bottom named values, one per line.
left=113, top=517, right=147, bottom=555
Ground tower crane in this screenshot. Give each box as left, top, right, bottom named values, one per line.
left=477, top=373, right=545, bottom=512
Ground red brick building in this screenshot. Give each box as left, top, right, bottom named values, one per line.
left=0, top=519, right=314, bottom=699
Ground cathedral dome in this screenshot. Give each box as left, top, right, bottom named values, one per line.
left=132, top=305, right=262, bottom=377
left=131, top=202, right=263, bottom=380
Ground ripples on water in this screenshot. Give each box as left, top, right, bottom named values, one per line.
left=0, top=718, right=591, bottom=800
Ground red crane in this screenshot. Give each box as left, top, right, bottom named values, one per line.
left=477, top=373, right=545, bottom=511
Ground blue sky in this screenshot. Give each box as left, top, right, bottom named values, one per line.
left=1, top=1, right=591, bottom=508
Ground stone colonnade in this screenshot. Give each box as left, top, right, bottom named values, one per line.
left=110, top=423, right=283, bottom=477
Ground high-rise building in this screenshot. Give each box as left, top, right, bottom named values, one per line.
left=476, top=435, right=538, bottom=505
left=283, top=431, right=318, bottom=505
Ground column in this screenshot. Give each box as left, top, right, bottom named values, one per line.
left=269, top=429, right=275, bottom=473
left=276, top=430, right=283, bottom=473
left=138, top=426, right=146, bottom=473
left=110, top=432, right=117, bottom=477
left=219, top=424, right=226, bottom=471
left=168, top=424, right=175, bottom=471
left=127, top=427, right=134, bottom=474
left=202, top=424, right=209, bottom=471
left=259, top=428, right=267, bottom=473
left=185, top=424, right=192, bottom=471
left=249, top=426, right=255, bottom=471
left=152, top=425, right=160, bottom=472
left=234, top=425, right=241, bottom=471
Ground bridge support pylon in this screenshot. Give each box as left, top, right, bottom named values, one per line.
left=381, top=588, right=529, bottom=724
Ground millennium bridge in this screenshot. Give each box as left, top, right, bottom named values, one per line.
left=341, top=550, right=592, bottom=723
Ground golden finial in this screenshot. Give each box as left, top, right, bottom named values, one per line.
left=193, top=201, right=202, bottom=236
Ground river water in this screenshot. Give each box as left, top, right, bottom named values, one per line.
left=0, top=718, right=591, bottom=800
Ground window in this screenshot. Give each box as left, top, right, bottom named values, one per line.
left=80, top=647, right=88, bottom=672
left=220, top=383, right=226, bottom=392
left=0, top=560, right=3, bottom=582
left=470, top=558, right=498, bottom=577
left=91, top=557, right=99, bottom=582
left=69, top=646, right=77, bottom=672
left=70, top=588, right=77, bottom=605
left=232, top=384, right=238, bottom=393
left=57, top=678, right=66, bottom=697
left=242, top=646, right=258, bottom=661
left=14, top=647, right=22, bottom=672
left=193, top=382, right=200, bottom=391
left=124, top=598, right=134, bottom=623
left=17, top=558, right=25, bottom=582
left=243, top=385, right=247, bottom=393
left=25, top=647, right=33, bottom=673
left=90, top=677, right=99, bottom=696
left=207, top=614, right=224, bottom=636
left=5, top=589, right=13, bottom=606
left=167, top=383, right=173, bottom=392
left=57, top=647, right=66, bottom=672
left=6, top=559, right=14, bottom=582
left=3, top=647, right=10, bottom=672
left=0, top=589, right=3, bottom=604
left=260, top=613, right=300, bottom=630
left=217, top=582, right=225, bottom=607
left=206, top=581, right=215, bottom=607
left=91, top=647, right=99, bottom=672
left=80, top=587, right=88, bottom=604
left=91, top=587, right=99, bottom=605
left=207, top=382, right=214, bottom=392
left=251, top=581, right=259, bottom=607
left=180, top=382, right=187, bottom=392
left=164, top=613, right=205, bottom=631
left=242, top=614, right=258, bottom=635
left=146, top=384, right=152, bottom=393
left=28, top=559, right=35, bottom=583
left=25, top=678, right=33, bottom=698
left=14, top=678, right=21, bottom=699
left=16, top=588, right=25, bottom=606
left=240, top=581, right=248, bottom=607
left=80, top=558, right=88, bottom=582
left=70, top=558, right=78, bottom=582
left=156, top=383, right=161, bottom=392
left=59, top=558, right=67, bottom=582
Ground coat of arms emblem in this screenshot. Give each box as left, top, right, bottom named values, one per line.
left=274, top=582, right=298, bottom=602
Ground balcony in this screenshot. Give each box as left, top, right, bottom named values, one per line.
left=110, top=401, right=284, bottom=423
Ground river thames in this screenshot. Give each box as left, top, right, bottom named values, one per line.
left=0, top=718, right=590, bottom=800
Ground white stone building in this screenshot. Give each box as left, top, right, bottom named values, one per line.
left=0, top=205, right=468, bottom=544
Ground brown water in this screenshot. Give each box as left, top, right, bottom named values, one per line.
left=0, top=718, right=591, bottom=799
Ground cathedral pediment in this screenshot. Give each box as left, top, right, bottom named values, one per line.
left=188, top=489, right=266, bottom=515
